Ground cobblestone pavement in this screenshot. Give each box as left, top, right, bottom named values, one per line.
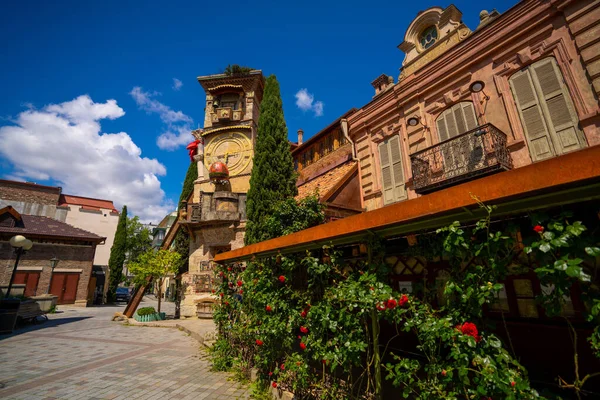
left=0, top=302, right=250, bottom=400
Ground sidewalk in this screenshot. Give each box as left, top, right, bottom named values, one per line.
left=123, top=296, right=217, bottom=346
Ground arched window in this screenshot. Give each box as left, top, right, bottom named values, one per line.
left=509, top=57, right=585, bottom=161
left=419, top=26, right=438, bottom=50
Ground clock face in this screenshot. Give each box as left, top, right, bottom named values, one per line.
left=204, top=132, right=253, bottom=176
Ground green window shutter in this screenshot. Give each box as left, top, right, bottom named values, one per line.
left=389, top=135, right=407, bottom=201
left=530, top=58, right=585, bottom=155
left=510, top=68, right=555, bottom=161
left=378, top=141, right=394, bottom=205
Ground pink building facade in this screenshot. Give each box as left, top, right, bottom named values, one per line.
left=348, top=0, right=600, bottom=211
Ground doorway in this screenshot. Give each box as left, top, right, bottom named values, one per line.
left=50, top=273, right=80, bottom=304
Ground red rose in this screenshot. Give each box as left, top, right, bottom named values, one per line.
left=300, top=342, right=306, bottom=350
left=225, top=301, right=229, bottom=306
left=386, top=298, right=397, bottom=309
left=300, top=326, right=308, bottom=334
left=227, top=267, right=232, bottom=272
left=280, top=364, right=285, bottom=370
left=297, top=335, right=301, bottom=339
left=278, top=275, right=286, bottom=283
left=237, top=280, right=243, bottom=287
left=533, top=225, right=544, bottom=233
left=240, top=290, right=244, bottom=294
left=219, top=271, right=224, bottom=277
left=460, top=322, right=481, bottom=342
left=399, top=294, right=409, bottom=307
left=369, top=287, right=374, bottom=291
left=300, top=310, right=307, bottom=318
left=211, top=289, right=215, bottom=293
left=266, top=305, right=272, bottom=312
left=511, top=381, right=516, bottom=387
left=272, top=382, right=277, bottom=388
left=268, top=371, right=273, bottom=376
left=322, top=359, right=327, bottom=364
left=256, top=339, right=263, bottom=346
left=376, top=302, right=386, bottom=311
left=441, top=370, right=447, bottom=377
left=219, top=293, right=224, bottom=298
left=296, top=361, right=302, bottom=366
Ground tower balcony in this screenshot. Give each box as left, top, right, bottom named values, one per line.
left=211, top=108, right=243, bottom=123
left=410, top=123, right=513, bottom=194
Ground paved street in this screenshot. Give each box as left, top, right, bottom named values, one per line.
left=0, top=300, right=250, bottom=400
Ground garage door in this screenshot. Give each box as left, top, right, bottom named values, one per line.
left=50, top=273, right=80, bottom=304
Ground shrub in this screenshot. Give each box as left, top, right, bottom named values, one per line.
left=137, top=307, right=156, bottom=316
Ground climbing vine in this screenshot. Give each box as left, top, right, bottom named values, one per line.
left=211, top=202, right=600, bottom=399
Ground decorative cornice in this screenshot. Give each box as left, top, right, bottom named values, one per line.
left=199, top=125, right=252, bottom=137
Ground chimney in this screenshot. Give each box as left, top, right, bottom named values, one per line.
left=297, top=129, right=304, bottom=145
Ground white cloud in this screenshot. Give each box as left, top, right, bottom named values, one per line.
left=295, top=88, right=324, bottom=117
left=129, top=86, right=194, bottom=150
left=0, top=95, right=174, bottom=222
left=172, top=78, right=183, bottom=91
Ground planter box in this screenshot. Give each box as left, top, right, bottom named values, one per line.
left=31, top=295, right=58, bottom=312
left=134, top=312, right=166, bottom=322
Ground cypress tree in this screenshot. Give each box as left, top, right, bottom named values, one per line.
left=107, top=205, right=127, bottom=303
left=245, top=75, right=297, bottom=245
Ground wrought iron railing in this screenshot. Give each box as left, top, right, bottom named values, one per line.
left=410, top=123, right=513, bottom=194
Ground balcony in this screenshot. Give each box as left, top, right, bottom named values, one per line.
left=410, top=123, right=512, bottom=194
left=186, top=192, right=244, bottom=225
left=211, top=108, right=243, bottom=123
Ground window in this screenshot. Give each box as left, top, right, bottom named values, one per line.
left=378, top=135, right=407, bottom=205
left=509, top=57, right=585, bottom=162
left=217, top=93, right=239, bottom=110
left=419, top=26, right=438, bottom=50
left=434, top=102, right=480, bottom=177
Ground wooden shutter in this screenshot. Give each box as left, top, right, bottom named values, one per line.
left=461, top=102, right=478, bottom=131
left=530, top=58, right=584, bottom=155
left=510, top=68, right=555, bottom=161
left=389, top=136, right=407, bottom=201
left=378, top=141, right=394, bottom=204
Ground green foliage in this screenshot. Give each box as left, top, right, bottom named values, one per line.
left=214, top=202, right=600, bottom=399
left=262, top=195, right=325, bottom=240
left=179, top=160, right=198, bottom=207
left=107, top=205, right=127, bottom=303
left=128, top=249, right=181, bottom=285
left=137, top=306, right=156, bottom=316
left=125, top=216, right=152, bottom=263
left=245, top=75, right=297, bottom=245
left=223, top=64, right=254, bottom=76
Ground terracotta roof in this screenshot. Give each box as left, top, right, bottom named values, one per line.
left=291, top=108, right=357, bottom=155
left=58, top=194, right=118, bottom=213
left=296, top=161, right=357, bottom=201
left=0, top=212, right=105, bottom=242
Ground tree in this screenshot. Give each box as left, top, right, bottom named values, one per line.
left=125, top=216, right=152, bottom=263
left=128, top=249, right=181, bottom=313
left=245, top=75, right=297, bottom=245
left=107, top=205, right=127, bottom=303
left=224, top=64, right=253, bottom=76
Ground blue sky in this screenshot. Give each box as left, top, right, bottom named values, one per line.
left=0, top=0, right=516, bottom=222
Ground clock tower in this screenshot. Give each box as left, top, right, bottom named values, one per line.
left=179, top=69, right=265, bottom=317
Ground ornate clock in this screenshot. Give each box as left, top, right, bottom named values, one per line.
left=204, top=132, right=253, bottom=176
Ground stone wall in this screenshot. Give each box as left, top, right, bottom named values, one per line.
left=0, top=239, right=95, bottom=306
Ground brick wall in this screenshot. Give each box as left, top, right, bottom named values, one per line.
left=0, top=239, right=95, bottom=305
left=0, top=181, right=61, bottom=218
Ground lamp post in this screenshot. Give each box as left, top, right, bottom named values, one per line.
left=47, top=257, right=60, bottom=295
left=5, top=235, right=33, bottom=299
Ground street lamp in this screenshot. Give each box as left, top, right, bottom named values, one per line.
left=5, top=235, right=33, bottom=299
left=47, top=257, right=60, bottom=295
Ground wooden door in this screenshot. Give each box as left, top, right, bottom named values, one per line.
left=50, top=273, right=80, bottom=304
left=13, top=272, right=40, bottom=297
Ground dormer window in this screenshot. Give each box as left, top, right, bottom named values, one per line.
left=419, top=26, right=438, bottom=50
